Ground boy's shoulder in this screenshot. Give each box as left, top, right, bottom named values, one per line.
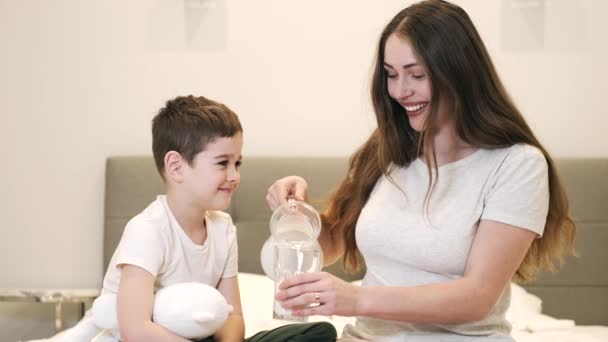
left=124, top=197, right=172, bottom=235
left=205, top=210, right=236, bottom=233
left=206, top=210, right=234, bottom=225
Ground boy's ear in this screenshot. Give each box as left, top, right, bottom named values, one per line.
left=164, top=151, right=184, bottom=182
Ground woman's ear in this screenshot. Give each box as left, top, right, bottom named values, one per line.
left=164, top=151, right=184, bottom=183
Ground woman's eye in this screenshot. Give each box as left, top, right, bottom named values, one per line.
left=384, top=69, right=397, bottom=79
left=412, top=74, right=425, bottom=80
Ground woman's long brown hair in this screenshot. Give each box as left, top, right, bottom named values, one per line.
left=323, top=0, right=575, bottom=282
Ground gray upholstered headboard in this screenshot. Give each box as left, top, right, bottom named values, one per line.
left=104, top=156, right=608, bottom=325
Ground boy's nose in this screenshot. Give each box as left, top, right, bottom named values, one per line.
left=227, top=168, right=240, bottom=182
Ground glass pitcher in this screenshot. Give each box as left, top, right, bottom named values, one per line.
left=259, top=197, right=324, bottom=321
left=260, top=197, right=323, bottom=279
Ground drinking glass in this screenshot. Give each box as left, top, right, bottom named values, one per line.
left=273, top=241, right=322, bottom=321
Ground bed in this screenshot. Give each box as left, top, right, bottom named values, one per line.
left=104, top=156, right=608, bottom=341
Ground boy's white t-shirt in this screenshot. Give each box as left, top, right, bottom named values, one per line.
left=343, top=144, right=549, bottom=342
left=102, top=195, right=238, bottom=294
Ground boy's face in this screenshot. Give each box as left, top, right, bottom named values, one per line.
left=182, top=132, right=243, bottom=211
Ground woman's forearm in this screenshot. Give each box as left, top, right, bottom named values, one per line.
left=356, top=278, right=496, bottom=324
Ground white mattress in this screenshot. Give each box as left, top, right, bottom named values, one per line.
left=24, top=273, right=608, bottom=342
left=238, top=272, right=608, bottom=342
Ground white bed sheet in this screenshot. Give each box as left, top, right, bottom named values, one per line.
left=238, top=272, right=608, bottom=342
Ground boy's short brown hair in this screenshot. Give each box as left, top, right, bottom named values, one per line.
left=152, top=95, right=242, bottom=179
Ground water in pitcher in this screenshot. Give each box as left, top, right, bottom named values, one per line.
left=273, top=214, right=316, bottom=241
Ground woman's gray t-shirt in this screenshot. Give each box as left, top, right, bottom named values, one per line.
left=342, top=144, right=549, bottom=341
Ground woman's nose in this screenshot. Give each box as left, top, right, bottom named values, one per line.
left=395, top=82, right=414, bottom=100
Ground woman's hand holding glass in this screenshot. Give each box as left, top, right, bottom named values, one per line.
left=275, top=271, right=362, bottom=317
left=267, top=176, right=362, bottom=317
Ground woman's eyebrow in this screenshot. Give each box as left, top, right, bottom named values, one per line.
left=383, top=62, right=419, bottom=70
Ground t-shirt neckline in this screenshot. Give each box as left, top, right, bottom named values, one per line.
left=415, top=148, right=483, bottom=172
left=159, top=195, right=209, bottom=250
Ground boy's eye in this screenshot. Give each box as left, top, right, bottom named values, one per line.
left=217, top=160, right=242, bottom=168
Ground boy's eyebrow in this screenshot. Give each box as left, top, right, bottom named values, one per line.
left=383, top=62, right=418, bottom=70
left=214, top=154, right=242, bottom=159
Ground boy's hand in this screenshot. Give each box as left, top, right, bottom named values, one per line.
left=266, top=176, right=309, bottom=210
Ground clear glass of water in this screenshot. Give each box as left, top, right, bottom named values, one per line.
left=273, top=241, right=322, bottom=321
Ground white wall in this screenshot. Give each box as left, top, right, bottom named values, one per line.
left=1, top=0, right=606, bottom=340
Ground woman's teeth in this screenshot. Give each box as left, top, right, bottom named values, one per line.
left=405, top=103, right=426, bottom=112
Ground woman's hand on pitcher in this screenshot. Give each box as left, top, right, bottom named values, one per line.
left=266, top=176, right=309, bottom=210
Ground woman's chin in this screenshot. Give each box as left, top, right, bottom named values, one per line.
left=408, top=117, right=425, bottom=132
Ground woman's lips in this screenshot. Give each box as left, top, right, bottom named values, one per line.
left=403, top=102, right=428, bottom=116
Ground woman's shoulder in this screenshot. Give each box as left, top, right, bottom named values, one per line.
left=505, top=143, right=544, bottom=157
left=483, top=144, right=548, bottom=180
left=490, top=143, right=546, bottom=166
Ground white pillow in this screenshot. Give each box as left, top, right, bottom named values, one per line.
left=507, top=283, right=576, bottom=332
left=508, top=283, right=542, bottom=315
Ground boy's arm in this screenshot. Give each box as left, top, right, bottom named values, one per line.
left=117, top=264, right=190, bottom=342
left=214, top=275, right=245, bottom=342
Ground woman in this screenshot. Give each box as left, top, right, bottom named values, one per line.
left=266, top=0, right=575, bottom=341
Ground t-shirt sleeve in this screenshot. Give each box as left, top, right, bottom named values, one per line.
left=481, top=145, right=549, bottom=236
left=112, top=218, right=165, bottom=277
left=221, top=220, right=239, bottom=278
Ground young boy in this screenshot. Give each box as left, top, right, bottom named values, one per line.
left=103, top=95, right=336, bottom=342
left=103, top=95, right=245, bottom=341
